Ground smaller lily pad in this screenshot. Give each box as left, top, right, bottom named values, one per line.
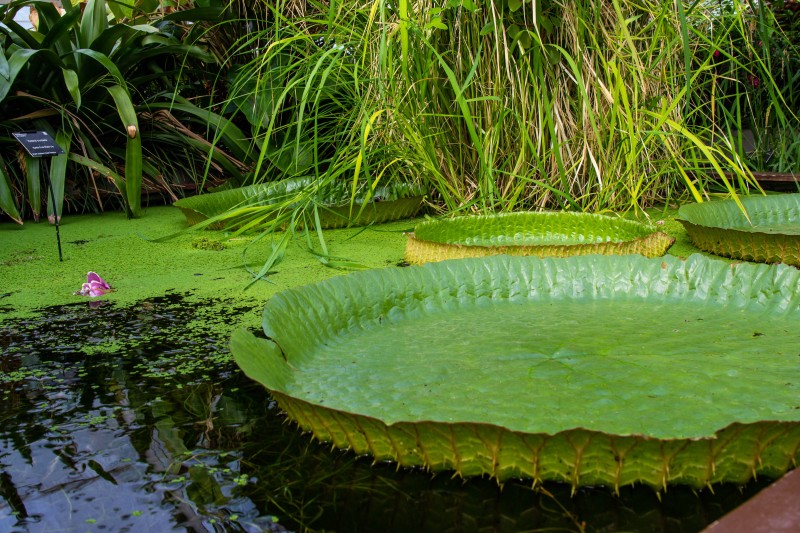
left=678, top=193, right=800, bottom=265
left=405, top=212, right=674, bottom=264
left=174, top=178, right=426, bottom=230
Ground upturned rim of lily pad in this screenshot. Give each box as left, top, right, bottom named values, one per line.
left=678, top=193, right=800, bottom=265
left=231, top=254, right=800, bottom=489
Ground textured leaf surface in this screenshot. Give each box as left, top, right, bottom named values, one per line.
left=232, top=254, right=800, bottom=488
left=174, top=178, right=426, bottom=229
left=405, top=212, right=674, bottom=264
left=678, top=194, right=800, bottom=265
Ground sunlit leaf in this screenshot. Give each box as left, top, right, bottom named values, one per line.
left=79, top=0, right=109, bottom=49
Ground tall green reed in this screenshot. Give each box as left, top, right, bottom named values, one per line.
left=152, top=0, right=799, bottom=283
left=374, top=0, right=780, bottom=213
left=205, top=0, right=797, bottom=227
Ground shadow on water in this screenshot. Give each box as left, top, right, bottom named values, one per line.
left=0, top=295, right=773, bottom=532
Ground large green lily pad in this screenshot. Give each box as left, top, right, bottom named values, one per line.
left=231, top=254, right=800, bottom=489
left=678, top=193, right=800, bottom=265
left=405, top=212, right=674, bottom=264
left=174, top=178, right=426, bottom=229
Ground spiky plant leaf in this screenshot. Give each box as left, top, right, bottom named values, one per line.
left=405, top=212, right=674, bottom=264
left=678, top=193, right=800, bottom=265
left=232, top=254, right=800, bottom=489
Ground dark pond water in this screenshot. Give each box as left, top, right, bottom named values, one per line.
left=0, top=294, right=773, bottom=532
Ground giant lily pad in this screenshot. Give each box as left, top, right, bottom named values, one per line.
left=678, top=193, right=800, bottom=266
left=404, top=212, right=674, bottom=264
left=174, top=178, right=426, bottom=229
left=232, top=254, right=800, bottom=490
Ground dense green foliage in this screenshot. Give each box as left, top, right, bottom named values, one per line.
left=704, top=0, right=800, bottom=173
left=0, top=0, right=222, bottom=222
left=209, top=0, right=798, bottom=219
left=1, top=0, right=798, bottom=225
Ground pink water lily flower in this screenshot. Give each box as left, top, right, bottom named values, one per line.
left=76, top=272, right=112, bottom=297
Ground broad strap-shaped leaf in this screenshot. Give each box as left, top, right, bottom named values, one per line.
left=161, top=6, right=227, bottom=23
left=40, top=3, right=82, bottom=54
left=106, top=0, right=133, bottom=21
left=0, top=19, right=42, bottom=49
left=79, top=0, right=109, bottom=50
left=88, top=23, right=145, bottom=57
left=0, top=154, right=22, bottom=224
left=0, top=48, right=66, bottom=102
left=47, top=130, right=71, bottom=222
left=74, top=48, right=126, bottom=86
left=107, top=84, right=142, bottom=217
left=29, top=1, right=68, bottom=35
left=145, top=100, right=253, bottom=160
left=62, top=68, right=80, bottom=108
left=0, top=42, right=9, bottom=80
left=232, top=254, right=800, bottom=489
left=107, top=31, right=216, bottom=73
left=25, top=155, right=41, bottom=221
left=118, top=46, right=217, bottom=82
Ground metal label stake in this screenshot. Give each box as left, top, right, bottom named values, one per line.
left=12, top=131, right=66, bottom=262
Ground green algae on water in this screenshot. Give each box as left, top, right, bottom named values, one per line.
left=0, top=206, right=416, bottom=327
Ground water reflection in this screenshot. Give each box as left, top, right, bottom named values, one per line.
left=0, top=296, right=771, bottom=532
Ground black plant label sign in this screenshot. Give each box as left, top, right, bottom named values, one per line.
left=12, top=131, right=65, bottom=157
